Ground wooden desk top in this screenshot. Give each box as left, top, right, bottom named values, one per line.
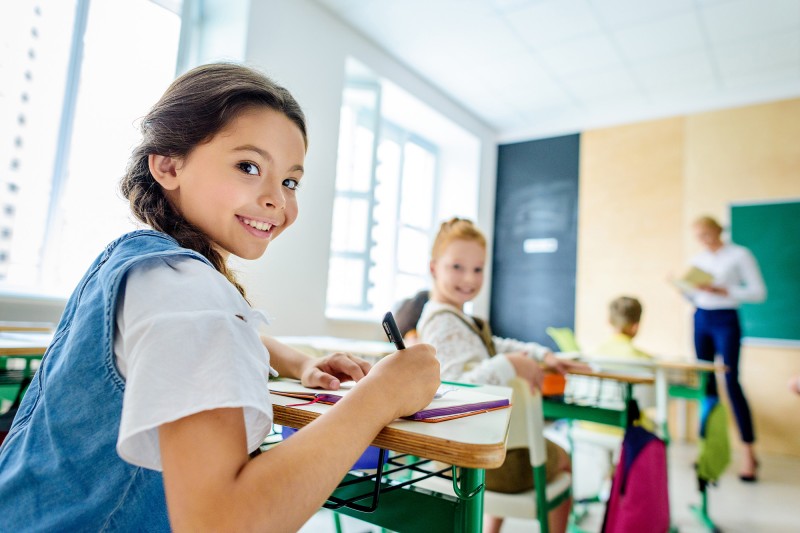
left=566, top=367, right=655, bottom=385
left=0, top=332, right=52, bottom=357
left=574, top=355, right=726, bottom=373
left=0, top=321, right=54, bottom=332
left=270, top=381, right=512, bottom=470
left=274, top=336, right=396, bottom=357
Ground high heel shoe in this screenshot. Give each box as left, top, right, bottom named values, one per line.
left=739, top=458, right=759, bottom=483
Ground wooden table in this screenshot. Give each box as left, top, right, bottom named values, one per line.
left=545, top=366, right=655, bottom=428
left=0, top=331, right=52, bottom=404
left=270, top=380, right=513, bottom=532
left=0, top=332, right=52, bottom=358
left=574, top=357, right=725, bottom=442
left=273, top=336, right=396, bottom=361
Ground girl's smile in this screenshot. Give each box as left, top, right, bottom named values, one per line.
left=237, top=215, right=279, bottom=238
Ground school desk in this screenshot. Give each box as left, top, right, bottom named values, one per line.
left=570, top=357, right=725, bottom=443
left=543, top=366, right=655, bottom=427
left=269, top=379, right=513, bottom=532
left=0, top=331, right=51, bottom=404
left=273, top=336, right=395, bottom=363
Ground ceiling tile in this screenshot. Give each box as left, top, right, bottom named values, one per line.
left=721, top=64, right=800, bottom=89
left=700, top=0, right=800, bottom=44
left=589, top=0, right=695, bottom=30
left=714, top=31, right=800, bottom=79
left=538, top=33, right=623, bottom=76
left=503, top=0, right=603, bottom=48
left=629, top=49, right=717, bottom=92
left=613, top=12, right=705, bottom=61
left=560, top=65, right=641, bottom=104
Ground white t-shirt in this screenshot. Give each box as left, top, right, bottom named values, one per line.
left=114, top=256, right=274, bottom=471
left=689, top=243, right=766, bottom=310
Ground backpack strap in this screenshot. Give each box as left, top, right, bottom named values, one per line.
left=426, top=309, right=496, bottom=357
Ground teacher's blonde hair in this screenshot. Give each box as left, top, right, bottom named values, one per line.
left=693, top=215, right=723, bottom=234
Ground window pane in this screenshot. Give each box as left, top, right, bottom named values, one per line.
left=399, top=141, right=435, bottom=228
left=330, top=197, right=369, bottom=253
left=0, top=1, right=77, bottom=287
left=326, top=257, right=365, bottom=308
left=335, top=86, right=377, bottom=193
left=41, top=0, right=181, bottom=293
left=396, top=227, right=429, bottom=276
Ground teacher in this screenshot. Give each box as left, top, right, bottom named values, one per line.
left=689, top=215, right=766, bottom=482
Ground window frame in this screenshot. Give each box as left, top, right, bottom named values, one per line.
left=326, top=81, right=440, bottom=320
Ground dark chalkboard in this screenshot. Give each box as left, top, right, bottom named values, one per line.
left=490, top=134, right=579, bottom=350
left=731, top=200, right=800, bottom=345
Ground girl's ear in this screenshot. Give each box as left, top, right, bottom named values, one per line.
left=429, top=260, right=437, bottom=278
left=148, top=154, right=181, bottom=191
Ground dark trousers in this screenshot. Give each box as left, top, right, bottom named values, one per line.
left=694, top=308, right=755, bottom=443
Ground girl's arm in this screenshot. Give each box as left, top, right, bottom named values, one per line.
left=262, top=336, right=371, bottom=389
left=159, top=344, right=439, bottom=533
left=493, top=335, right=551, bottom=360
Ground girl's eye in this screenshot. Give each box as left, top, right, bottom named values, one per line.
left=452, top=264, right=461, bottom=270
left=283, top=178, right=300, bottom=191
left=238, top=162, right=260, bottom=176
left=475, top=268, right=483, bottom=274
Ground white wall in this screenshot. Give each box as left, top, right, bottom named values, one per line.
left=238, top=0, right=498, bottom=339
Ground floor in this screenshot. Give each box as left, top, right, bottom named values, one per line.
left=298, top=437, right=800, bottom=533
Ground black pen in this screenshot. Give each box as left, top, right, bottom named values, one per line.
left=382, top=311, right=406, bottom=350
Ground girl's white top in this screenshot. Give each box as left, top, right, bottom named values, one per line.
left=417, top=300, right=550, bottom=386
left=113, top=256, right=273, bottom=471
left=689, top=243, right=766, bottom=310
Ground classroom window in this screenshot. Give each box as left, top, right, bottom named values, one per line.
left=326, top=59, right=481, bottom=321
left=0, top=0, right=181, bottom=297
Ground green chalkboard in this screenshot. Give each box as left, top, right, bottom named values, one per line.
left=731, top=200, right=800, bottom=345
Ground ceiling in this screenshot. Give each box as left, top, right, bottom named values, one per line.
left=314, top=0, right=800, bottom=142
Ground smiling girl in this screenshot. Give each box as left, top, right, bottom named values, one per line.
left=0, top=63, right=439, bottom=532
left=417, top=217, right=583, bottom=533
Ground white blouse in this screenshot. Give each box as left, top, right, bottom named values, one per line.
left=417, top=300, right=551, bottom=386
left=689, top=243, right=766, bottom=310
left=114, top=256, right=274, bottom=471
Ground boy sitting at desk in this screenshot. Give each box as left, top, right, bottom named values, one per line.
left=595, top=296, right=654, bottom=362
left=579, top=296, right=656, bottom=423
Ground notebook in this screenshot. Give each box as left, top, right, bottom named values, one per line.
left=269, top=380, right=510, bottom=423
left=672, top=266, right=714, bottom=293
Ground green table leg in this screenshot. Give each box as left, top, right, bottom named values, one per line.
left=456, top=467, right=485, bottom=532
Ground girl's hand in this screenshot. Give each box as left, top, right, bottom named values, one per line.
left=360, top=343, right=440, bottom=420
left=505, top=351, right=544, bottom=392
left=542, top=352, right=592, bottom=375
left=299, top=353, right=371, bottom=390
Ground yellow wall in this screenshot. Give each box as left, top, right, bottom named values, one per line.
left=577, top=98, right=800, bottom=457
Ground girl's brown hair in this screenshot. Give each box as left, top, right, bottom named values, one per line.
left=431, top=217, right=486, bottom=261
left=120, top=63, right=307, bottom=299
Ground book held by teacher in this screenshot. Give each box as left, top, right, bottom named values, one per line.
left=672, top=266, right=713, bottom=293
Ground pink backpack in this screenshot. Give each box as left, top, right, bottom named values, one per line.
left=602, top=425, right=670, bottom=533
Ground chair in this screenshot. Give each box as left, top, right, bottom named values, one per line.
left=545, top=327, right=581, bottom=353
left=415, top=378, right=572, bottom=533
